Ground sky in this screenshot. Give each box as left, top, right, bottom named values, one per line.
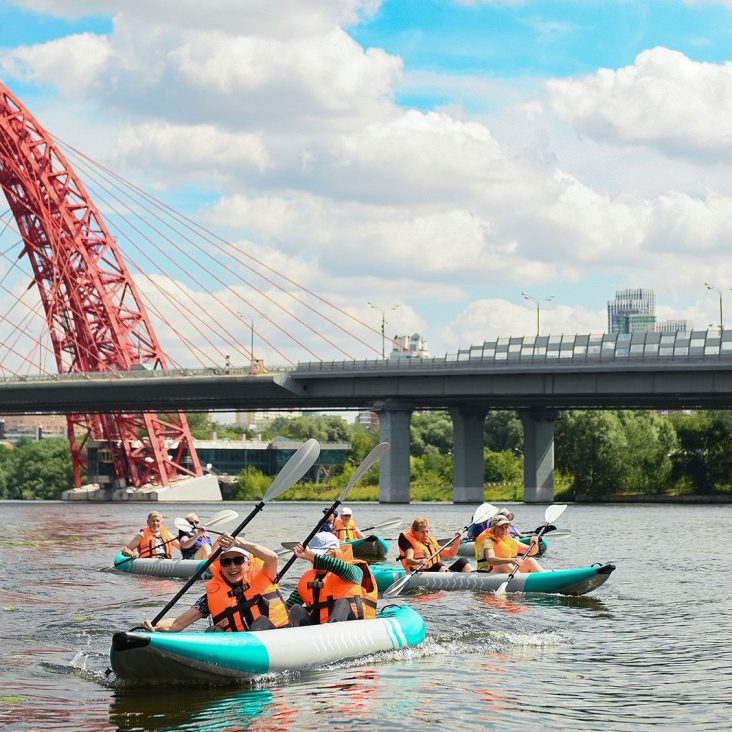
left=3, top=0, right=732, bottom=364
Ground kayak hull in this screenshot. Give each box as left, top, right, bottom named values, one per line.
left=346, top=535, right=389, bottom=559
left=371, top=563, right=615, bottom=596
left=110, top=605, right=425, bottom=682
left=111, top=552, right=210, bottom=579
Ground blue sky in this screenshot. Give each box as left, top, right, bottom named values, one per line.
left=2, top=0, right=732, bottom=365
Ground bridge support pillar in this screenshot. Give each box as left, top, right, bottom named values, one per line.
left=376, top=403, right=413, bottom=503
left=519, top=409, right=559, bottom=503
left=449, top=407, right=486, bottom=504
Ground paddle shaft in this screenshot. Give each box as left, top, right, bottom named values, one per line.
left=151, top=500, right=265, bottom=626
left=275, top=503, right=342, bottom=583
left=501, top=525, right=550, bottom=584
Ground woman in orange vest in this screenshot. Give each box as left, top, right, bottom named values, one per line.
left=143, top=535, right=291, bottom=632
left=475, top=515, right=543, bottom=573
left=333, top=507, right=364, bottom=541
left=398, top=517, right=473, bottom=573
left=287, top=531, right=378, bottom=626
left=121, top=511, right=179, bottom=559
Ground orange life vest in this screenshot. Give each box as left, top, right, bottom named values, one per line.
left=205, top=558, right=291, bottom=632
left=474, top=529, right=522, bottom=570
left=398, top=531, right=441, bottom=572
left=296, top=559, right=378, bottom=623
left=334, top=518, right=360, bottom=541
left=138, top=526, right=174, bottom=559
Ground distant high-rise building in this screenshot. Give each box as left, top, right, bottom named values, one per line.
left=655, top=319, right=690, bottom=334
left=390, top=333, right=430, bottom=360
left=608, top=289, right=656, bottom=334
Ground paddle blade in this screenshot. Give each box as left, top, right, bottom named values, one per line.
left=366, top=517, right=402, bottom=533
left=544, top=504, right=568, bottom=525
left=174, top=517, right=194, bottom=533
left=472, top=504, right=498, bottom=527
left=338, top=442, right=389, bottom=501
left=264, top=438, right=320, bottom=501
left=204, top=510, right=240, bottom=529
left=495, top=580, right=508, bottom=596
left=382, top=573, right=411, bottom=599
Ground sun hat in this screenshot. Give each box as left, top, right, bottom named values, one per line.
left=497, top=508, right=515, bottom=521
left=340, top=507, right=353, bottom=516
left=307, top=532, right=341, bottom=554
left=490, top=515, right=511, bottom=528
left=220, top=546, right=250, bottom=559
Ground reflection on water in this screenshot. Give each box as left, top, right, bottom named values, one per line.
left=1, top=501, right=731, bottom=731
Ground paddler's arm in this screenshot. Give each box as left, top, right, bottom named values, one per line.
left=121, top=532, right=143, bottom=558
left=313, top=553, right=362, bottom=583
left=143, top=606, right=204, bottom=632
left=438, top=532, right=463, bottom=559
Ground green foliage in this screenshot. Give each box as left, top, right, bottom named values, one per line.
left=410, top=411, right=452, bottom=456
left=184, top=412, right=213, bottom=439
left=484, top=411, right=524, bottom=453
left=235, top=466, right=272, bottom=500
left=410, top=452, right=452, bottom=483
left=264, top=415, right=351, bottom=443
left=0, top=438, right=74, bottom=500
left=668, top=411, right=732, bottom=494
left=484, top=449, right=522, bottom=483
left=555, top=411, right=629, bottom=496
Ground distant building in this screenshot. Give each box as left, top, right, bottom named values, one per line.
left=0, top=414, right=67, bottom=442
left=656, top=319, right=690, bottom=334
left=234, top=409, right=302, bottom=432
left=608, top=289, right=656, bottom=334
left=390, top=333, right=430, bottom=360
left=355, top=411, right=379, bottom=430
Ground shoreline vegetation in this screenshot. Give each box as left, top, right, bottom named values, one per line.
left=3, top=409, right=732, bottom=502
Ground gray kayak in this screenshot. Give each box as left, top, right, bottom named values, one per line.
left=111, top=552, right=211, bottom=579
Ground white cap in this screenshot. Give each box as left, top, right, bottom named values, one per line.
left=497, top=508, right=514, bottom=521
left=220, top=546, right=250, bottom=559
left=340, top=507, right=353, bottom=516
left=490, top=515, right=511, bottom=528
left=307, top=532, right=341, bottom=554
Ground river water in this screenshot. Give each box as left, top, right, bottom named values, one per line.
left=0, top=500, right=729, bottom=731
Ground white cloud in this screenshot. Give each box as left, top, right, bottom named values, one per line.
left=548, top=47, right=732, bottom=162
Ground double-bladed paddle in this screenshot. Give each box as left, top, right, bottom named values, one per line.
left=274, top=442, right=390, bottom=582
left=277, top=516, right=402, bottom=554
left=495, top=504, right=567, bottom=595
left=382, top=502, right=498, bottom=599
left=147, top=438, right=321, bottom=627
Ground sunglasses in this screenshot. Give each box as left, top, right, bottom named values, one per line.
left=220, top=556, right=247, bottom=567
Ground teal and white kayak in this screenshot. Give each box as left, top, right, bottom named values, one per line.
left=346, top=535, right=389, bottom=560
left=110, top=604, right=426, bottom=682
left=370, top=563, right=615, bottom=596
left=111, top=552, right=211, bottom=579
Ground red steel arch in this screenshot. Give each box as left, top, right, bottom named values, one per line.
left=0, top=81, right=202, bottom=489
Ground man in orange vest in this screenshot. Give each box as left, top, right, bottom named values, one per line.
left=334, top=507, right=364, bottom=541
left=287, top=531, right=378, bottom=626
left=142, top=534, right=291, bottom=632
left=121, top=511, right=179, bottom=560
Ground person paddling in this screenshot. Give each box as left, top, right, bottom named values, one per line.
left=286, top=532, right=378, bottom=626
left=177, top=512, right=214, bottom=560
left=121, top=511, right=179, bottom=560
left=142, top=534, right=291, bottom=632
left=398, top=517, right=473, bottom=573
left=474, top=515, right=543, bottom=574
left=334, top=507, right=364, bottom=541
left=467, top=507, right=517, bottom=540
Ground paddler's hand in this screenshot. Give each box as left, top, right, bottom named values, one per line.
left=294, top=544, right=315, bottom=563
left=218, top=532, right=234, bottom=550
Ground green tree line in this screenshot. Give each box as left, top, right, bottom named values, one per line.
left=4, top=409, right=732, bottom=499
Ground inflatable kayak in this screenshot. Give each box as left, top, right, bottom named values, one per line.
left=456, top=536, right=548, bottom=558
left=111, top=552, right=211, bottom=579
left=281, top=536, right=390, bottom=560
left=110, top=604, right=426, bottom=682
left=370, top=563, right=615, bottom=596
left=346, top=535, right=389, bottom=560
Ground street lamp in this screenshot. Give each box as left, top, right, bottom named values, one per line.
left=368, top=301, right=400, bottom=358
left=704, top=282, right=732, bottom=330
left=521, top=292, right=554, bottom=336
